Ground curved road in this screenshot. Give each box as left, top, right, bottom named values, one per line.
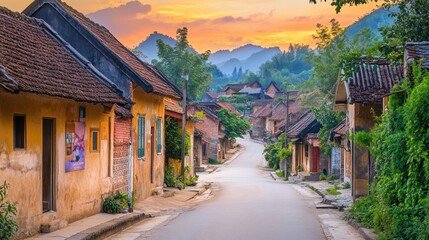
left=150, top=138, right=326, bottom=240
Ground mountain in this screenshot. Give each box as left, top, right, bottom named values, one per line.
left=345, top=6, right=396, bottom=39
left=135, top=32, right=197, bottom=62
left=208, top=44, right=264, bottom=65
left=216, top=47, right=281, bottom=74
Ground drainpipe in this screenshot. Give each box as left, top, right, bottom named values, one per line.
left=128, top=117, right=133, bottom=198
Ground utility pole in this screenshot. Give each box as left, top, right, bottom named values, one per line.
left=180, top=73, right=189, bottom=183
left=284, top=86, right=289, bottom=147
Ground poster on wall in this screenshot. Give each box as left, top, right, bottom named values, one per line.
left=65, top=122, right=86, bottom=172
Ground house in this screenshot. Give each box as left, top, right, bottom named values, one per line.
left=164, top=98, right=195, bottom=176
left=220, top=80, right=262, bottom=96
left=24, top=0, right=182, bottom=200
left=201, top=92, right=220, bottom=102
left=265, top=81, right=283, bottom=99
left=286, top=112, right=325, bottom=180
left=191, top=104, right=225, bottom=163
left=0, top=7, right=128, bottom=237
left=250, top=104, right=273, bottom=139
left=333, top=58, right=403, bottom=198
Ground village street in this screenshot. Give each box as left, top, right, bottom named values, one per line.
left=108, top=137, right=360, bottom=240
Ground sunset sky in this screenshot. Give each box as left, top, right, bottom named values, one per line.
left=2, top=0, right=380, bottom=52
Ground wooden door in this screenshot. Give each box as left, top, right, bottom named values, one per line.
left=150, top=127, right=155, bottom=183
left=312, top=147, right=319, bottom=172
left=42, top=119, right=55, bottom=212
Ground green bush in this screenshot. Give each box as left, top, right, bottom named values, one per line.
left=297, top=165, right=303, bottom=172
left=326, top=174, right=336, bottom=181
left=350, top=195, right=378, bottom=228
left=208, top=158, right=218, bottom=164
left=0, top=181, right=18, bottom=240
left=276, top=170, right=285, bottom=177
left=326, top=183, right=341, bottom=195
left=342, top=182, right=351, bottom=189
left=102, top=191, right=128, bottom=214
left=319, top=173, right=327, bottom=181
left=164, top=165, right=177, bottom=187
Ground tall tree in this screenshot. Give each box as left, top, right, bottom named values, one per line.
left=153, top=27, right=213, bottom=100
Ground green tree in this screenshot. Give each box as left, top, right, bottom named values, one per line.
left=153, top=27, right=213, bottom=100
left=217, top=109, right=250, bottom=141
left=312, top=103, right=344, bottom=155
left=309, top=0, right=380, bottom=13
left=0, top=181, right=18, bottom=240
left=164, top=116, right=190, bottom=160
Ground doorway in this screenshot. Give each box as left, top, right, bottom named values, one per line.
left=42, top=119, right=55, bottom=212
left=150, top=126, right=155, bottom=183
left=312, top=147, right=319, bottom=173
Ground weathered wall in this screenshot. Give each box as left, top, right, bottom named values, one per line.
left=351, top=103, right=382, bottom=197
left=194, top=136, right=203, bottom=168
left=113, top=117, right=130, bottom=193
left=251, top=117, right=266, bottom=138
left=132, top=89, right=165, bottom=200
left=0, top=91, right=113, bottom=238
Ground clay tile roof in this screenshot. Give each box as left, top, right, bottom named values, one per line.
left=405, top=42, right=429, bottom=69
left=57, top=1, right=182, bottom=100
left=343, top=58, right=404, bottom=104
left=332, top=119, right=348, bottom=136
left=206, top=92, right=219, bottom=99
left=286, top=111, right=320, bottom=138
left=165, top=98, right=183, bottom=114
left=252, top=99, right=273, bottom=107
left=215, top=102, right=239, bottom=114
left=0, top=7, right=127, bottom=105
left=252, top=104, right=273, bottom=118
left=270, top=102, right=287, bottom=121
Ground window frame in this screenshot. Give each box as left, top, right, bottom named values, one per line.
left=90, top=129, right=100, bottom=153
left=13, top=114, right=26, bottom=150
left=156, top=118, right=162, bottom=154
left=137, top=115, right=145, bottom=159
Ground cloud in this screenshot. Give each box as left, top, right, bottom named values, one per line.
left=212, top=16, right=251, bottom=23
left=88, top=1, right=151, bottom=21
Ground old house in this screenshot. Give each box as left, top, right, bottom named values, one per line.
left=286, top=112, right=325, bottom=180
left=24, top=0, right=182, bottom=200
left=333, top=58, right=403, bottom=198
left=250, top=104, right=273, bottom=139
left=0, top=7, right=128, bottom=237
left=331, top=119, right=351, bottom=184
left=265, top=81, right=283, bottom=99
left=220, top=80, right=262, bottom=96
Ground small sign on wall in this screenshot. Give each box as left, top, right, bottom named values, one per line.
left=65, top=122, right=86, bottom=172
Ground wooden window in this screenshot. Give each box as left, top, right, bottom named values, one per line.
left=14, top=115, right=26, bottom=149
left=137, top=116, right=145, bottom=158
left=156, top=118, right=162, bottom=154
left=91, top=129, right=99, bottom=152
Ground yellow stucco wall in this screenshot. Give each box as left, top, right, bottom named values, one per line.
left=131, top=89, right=165, bottom=199
left=0, top=90, right=114, bottom=238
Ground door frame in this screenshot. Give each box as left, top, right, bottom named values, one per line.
left=42, top=118, right=56, bottom=213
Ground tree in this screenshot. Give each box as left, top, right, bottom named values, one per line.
left=153, top=27, right=213, bottom=100
left=309, top=0, right=380, bottom=13
left=217, top=109, right=250, bottom=141
left=164, top=116, right=190, bottom=160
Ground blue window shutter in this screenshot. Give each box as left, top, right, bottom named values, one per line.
left=157, top=118, right=162, bottom=153
left=137, top=116, right=145, bottom=158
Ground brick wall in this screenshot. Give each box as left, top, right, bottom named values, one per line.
left=113, top=117, right=130, bottom=193
left=196, top=115, right=219, bottom=160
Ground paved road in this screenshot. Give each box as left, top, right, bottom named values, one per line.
left=148, top=138, right=326, bottom=240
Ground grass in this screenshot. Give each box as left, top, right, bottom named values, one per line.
left=275, top=170, right=285, bottom=177
left=326, top=183, right=341, bottom=195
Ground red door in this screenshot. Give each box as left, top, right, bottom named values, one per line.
left=312, top=147, right=319, bottom=172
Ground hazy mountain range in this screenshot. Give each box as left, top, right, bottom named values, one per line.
left=134, top=7, right=395, bottom=76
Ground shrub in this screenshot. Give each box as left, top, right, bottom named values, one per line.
left=208, top=158, right=218, bottom=164
left=342, top=182, right=351, bottom=189
left=0, top=181, right=18, bottom=240
left=350, top=195, right=378, bottom=228
left=326, top=183, right=341, bottom=195
left=297, top=165, right=303, bottom=172
left=164, top=165, right=177, bottom=187
left=326, top=174, right=336, bottom=181
left=102, top=191, right=128, bottom=214
left=276, top=170, right=285, bottom=177
left=319, top=173, right=327, bottom=181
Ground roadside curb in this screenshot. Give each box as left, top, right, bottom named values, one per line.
left=67, top=212, right=151, bottom=240
left=223, top=145, right=245, bottom=166
left=346, top=218, right=377, bottom=240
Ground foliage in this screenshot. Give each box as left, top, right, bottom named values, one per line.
left=312, top=103, right=344, bottom=155
left=319, top=173, right=335, bottom=181
left=129, top=191, right=137, bottom=208
left=310, top=19, right=379, bottom=94
left=350, top=131, right=373, bottom=150
left=326, top=184, right=341, bottom=195
left=165, top=116, right=190, bottom=160
left=309, top=0, right=380, bottom=13
left=263, top=133, right=293, bottom=171
left=103, top=191, right=128, bottom=214
left=0, top=181, right=18, bottom=240
left=297, top=165, right=303, bottom=172
left=184, top=166, right=199, bottom=186
left=343, top=182, right=351, bottom=189
left=218, top=95, right=253, bottom=115
left=208, top=158, right=218, bottom=165
left=319, top=173, right=327, bottom=181
left=164, top=165, right=178, bottom=187
left=194, top=111, right=205, bottom=120
left=349, top=195, right=379, bottom=228
left=153, top=27, right=213, bottom=100
left=276, top=170, right=285, bottom=177
left=217, top=109, right=250, bottom=141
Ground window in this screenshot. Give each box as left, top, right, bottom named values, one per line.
left=79, top=106, right=86, bottom=122
left=137, top=116, right=145, bottom=158
left=156, top=118, right=162, bottom=154
left=91, top=129, right=99, bottom=152
left=305, top=144, right=309, bottom=157
left=14, top=115, right=26, bottom=149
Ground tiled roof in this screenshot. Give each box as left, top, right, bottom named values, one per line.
left=56, top=1, right=182, bottom=99
left=206, top=92, right=220, bottom=99
left=252, top=104, right=272, bottom=118
left=270, top=102, right=287, bottom=121
left=332, top=119, right=348, bottom=136
left=252, top=99, right=273, bottom=106
left=215, top=102, right=239, bottom=114
left=343, top=58, right=404, bottom=104
left=115, top=104, right=133, bottom=118
left=405, top=42, right=429, bottom=69
left=238, top=87, right=262, bottom=95
left=221, top=80, right=261, bottom=92
left=0, top=7, right=127, bottom=105
left=165, top=99, right=183, bottom=114
left=286, top=111, right=320, bottom=138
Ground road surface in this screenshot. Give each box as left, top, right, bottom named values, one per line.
left=148, top=138, right=326, bottom=240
